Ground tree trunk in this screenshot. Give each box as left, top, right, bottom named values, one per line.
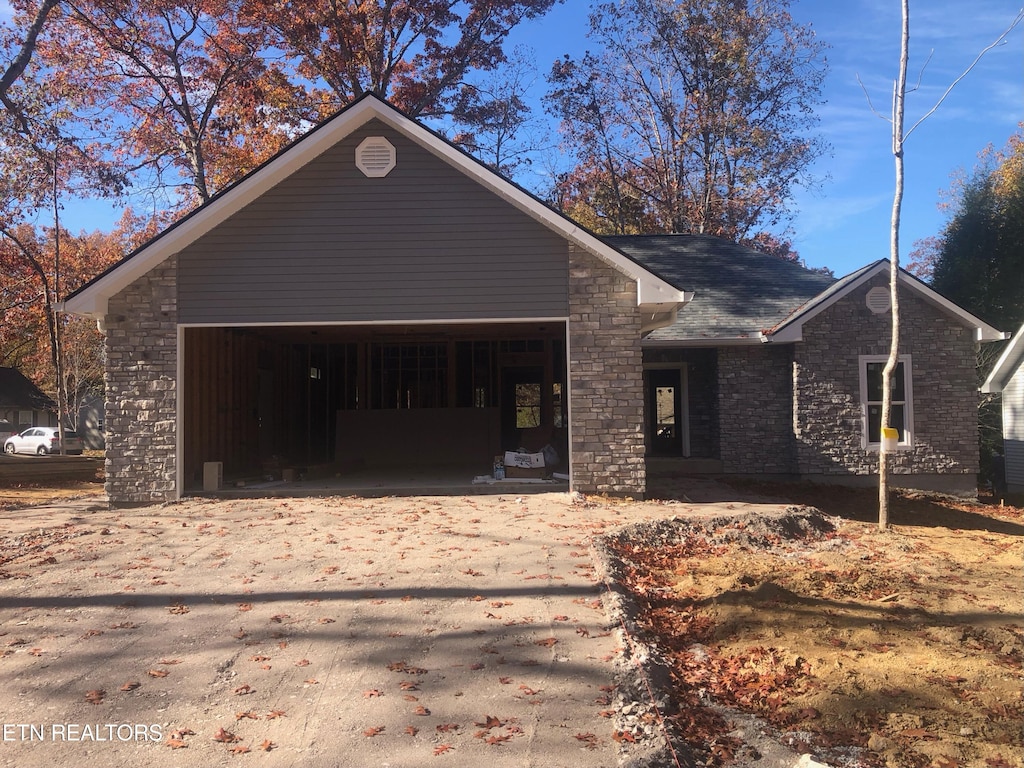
left=880, top=0, right=910, bottom=531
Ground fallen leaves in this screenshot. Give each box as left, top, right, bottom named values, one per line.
left=119, top=681, right=141, bottom=691
left=233, top=684, right=253, bottom=695
left=433, top=744, right=453, bottom=755
left=363, top=726, right=384, bottom=737
left=147, top=669, right=170, bottom=678
left=168, top=603, right=190, bottom=615
left=84, top=689, right=105, bottom=705
left=213, top=727, right=240, bottom=743
left=362, top=689, right=382, bottom=698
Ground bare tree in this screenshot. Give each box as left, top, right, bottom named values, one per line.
left=873, top=3, right=1024, bottom=530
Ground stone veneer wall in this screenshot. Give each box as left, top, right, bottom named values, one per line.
left=103, top=256, right=178, bottom=505
left=718, top=345, right=797, bottom=473
left=794, top=273, right=979, bottom=484
left=568, top=247, right=646, bottom=496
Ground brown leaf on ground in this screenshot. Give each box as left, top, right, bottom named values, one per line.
left=168, top=604, right=189, bottom=614
left=228, top=745, right=250, bottom=754
left=534, top=637, right=557, bottom=647
left=237, top=603, right=253, bottom=611
left=235, top=711, right=259, bottom=721
left=249, top=655, right=270, bottom=662
left=119, top=681, right=141, bottom=691
left=166, top=738, right=188, bottom=749
left=474, top=715, right=503, bottom=729
left=413, top=705, right=430, bottom=716
left=575, top=732, right=600, bottom=749
left=232, top=628, right=247, bottom=639
left=433, top=744, right=453, bottom=755
left=436, top=723, right=459, bottom=732
left=259, top=740, right=275, bottom=751
left=363, top=726, right=384, bottom=737
left=612, top=730, right=637, bottom=743
left=147, top=669, right=170, bottom=678
left=295, top=658, right=310, bottom=667
left=265, top=710, right=286, bottom=719
left=399, top=680, right=419, bottom=690
left=84, top=689, right=105, bottom=704
left=362, top=689, right=382, bottom=698
left=169, top=728, right=195, bottom=739
left=213, top=727, right=240, bottom=743
left=233, top=684, right=253, bottom=695
left=405, top=726, right=418, bottom=736
left=485, top=734, right=512, bottom=745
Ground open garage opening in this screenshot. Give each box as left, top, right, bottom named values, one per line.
left=181, top=322, right=570, bottom=495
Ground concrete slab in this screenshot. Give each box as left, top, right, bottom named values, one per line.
left=0, top=487, right=789, bottom=767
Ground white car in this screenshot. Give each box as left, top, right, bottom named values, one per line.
left=3, top=427, right=84, bottom=455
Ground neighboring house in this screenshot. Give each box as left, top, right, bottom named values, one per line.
left=0, top=367, right=56, bottom=432
left=77, top=392, right=106, bottom=450
left=982, top=323, right=1024, bottom=495
left=61, top=95, right=1003, bottom=505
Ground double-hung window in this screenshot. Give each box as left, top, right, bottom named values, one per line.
left=859, top=355, right=913, bottom=449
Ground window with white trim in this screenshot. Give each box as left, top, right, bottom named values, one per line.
left=859, top=355, right=913, bottom=448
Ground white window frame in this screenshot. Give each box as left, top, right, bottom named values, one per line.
left=859, top=354, right=914, bottom=450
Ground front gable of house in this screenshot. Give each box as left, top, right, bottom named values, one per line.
left=793, top=272, right=983, bottom=486
left=176, top=119, right=572, bottom=325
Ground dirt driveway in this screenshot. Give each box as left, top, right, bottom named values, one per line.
left=0, top=488, right=790, bottom=767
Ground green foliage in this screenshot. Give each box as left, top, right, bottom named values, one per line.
left=930, top=129, right=1024, bottom=332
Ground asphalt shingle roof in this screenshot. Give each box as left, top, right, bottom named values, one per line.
left=604, top=234, right=839, bottom=342
left=0, top=367, right=56, bottom=411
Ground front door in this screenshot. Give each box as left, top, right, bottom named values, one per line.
left=648, top=368, right=684, bottom=456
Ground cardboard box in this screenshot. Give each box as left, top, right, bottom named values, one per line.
left=504, top=451, right=545, bottom=469
left=505, top=465, right=547, bottom=479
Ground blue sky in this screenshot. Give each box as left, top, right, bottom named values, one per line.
left=510, top=0, right=1024, bottom=276
left=5, top=0, right=1022, bottom=278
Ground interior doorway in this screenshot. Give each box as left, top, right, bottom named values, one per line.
left=647, top=367, right=689, bottom=457
left=501, top=365, right=545, bottom=451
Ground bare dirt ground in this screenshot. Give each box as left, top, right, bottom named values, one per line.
left=604, top=486, right=1024, bottom=768
left=1, top=480, right=1020, bottom=768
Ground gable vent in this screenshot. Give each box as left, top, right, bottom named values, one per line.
left=866, top=286, right=891, bottom=314
left=356, top=136, right=396, bottom=178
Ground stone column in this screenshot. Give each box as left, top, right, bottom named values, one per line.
left=103, top=256, right=178, bottom=506
left=567, top=247, right=646, bottom=496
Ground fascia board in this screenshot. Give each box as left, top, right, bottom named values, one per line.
left=641, top=336, right=764, bottom=348
left=981, top=323, right=1024, bottom=393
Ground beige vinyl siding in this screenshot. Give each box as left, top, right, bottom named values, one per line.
left=177, top=120, right=570, bottom=324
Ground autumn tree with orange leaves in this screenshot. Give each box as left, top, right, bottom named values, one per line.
left=545, top=0, right=828, bottom=244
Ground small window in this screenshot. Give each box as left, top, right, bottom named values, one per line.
left=859, top=355, right=913, bottom=449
